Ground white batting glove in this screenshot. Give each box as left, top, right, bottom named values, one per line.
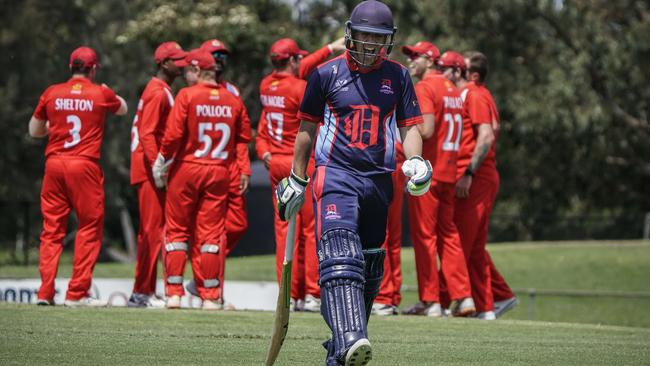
left=402, top=155, right=432, bottom=196
left=152, top=153, right=174, bottom=189
left=275, top=170, right=309, bottom=221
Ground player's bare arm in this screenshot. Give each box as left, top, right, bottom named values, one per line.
left=456, top=123, right=494, bottom=198
left=28, top=117, right=48, bottom=138
left=239, top=174, right=250, bottom=195
left=400, top=124, right=423, bottom=159
left=115, top=95, right=128, bottom=116
left=416, top=113, right=435, bottom=139
left=292, top=121, right=318, bottom=180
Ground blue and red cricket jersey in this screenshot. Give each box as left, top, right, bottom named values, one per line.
left=298, top=52, right=422, bottom=176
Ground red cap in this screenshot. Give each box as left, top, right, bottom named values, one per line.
left=69, top=46, right=100, bottom=69
left=200, top=39, right=229, bottom=54
left=437, top=51, right=466, bottom=71
left=401, top=41, right=440, bottom=60
left=154, top=42, right=187, bottom=65
left=177, top=49, right=216, bottom=70
left=269, top=38, right=308, bottom=61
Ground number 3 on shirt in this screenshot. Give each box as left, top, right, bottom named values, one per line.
left=442, top=113, right=462, bottom=152
left=195, top=122, right=231, bottom=159
left=64, top=115, right=82, bottom=149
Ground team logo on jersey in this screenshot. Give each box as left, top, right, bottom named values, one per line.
left=380, top=79, right=394, bottom=95
left=209, top=89, right=220, bottom=100
left=269, top=80, right=280, bottom=91
left=325, top=204, right=341, bottom=220
left=335, top=79, right=349, bottom=92
left=332, top=64, right=338, bottom=74
left=70, top=83, right=83, bottom=95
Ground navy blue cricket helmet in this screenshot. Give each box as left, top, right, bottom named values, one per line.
left=345, top=0, right=398, bottom=67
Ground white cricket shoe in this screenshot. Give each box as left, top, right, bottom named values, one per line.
left=202, top=299, right=223, bottom=311
left=166, top=295, right=181, bottom=309
left=402, top=301, right=442, bottom=317
left=476, top=311, right=496, bottom=320
left=450, top=297, right=476, bottom=317
left=303, top=294, right=321, bottom=312
left=64, top=297, right=107, bottom=308
left=127, top=293, right=166, bottom=309
left=494, top=297, right=518, bottom=318
left=371, top=302, right=396, bottom=316
left=345, top=338, right=372, bottom=366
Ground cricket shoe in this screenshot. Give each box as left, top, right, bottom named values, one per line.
left=475, top=311, right=496, bottom=320
left=371, top=302, right=396, bottom=316
left=64, top=297, right=107, bottom=308
left=345, top=338, right=372, bottom=366
left=450, top=297, right=476, bottom=317
left=166, top=295, right=181, bottom=309
left=36, top=298, right=54, bottom=306
left=127, top=293, right=166, bottom=309
left=494, top=297, right=518, bottom=318
left=303, top=294, right=321, bottom=312
left=202, top=299, right=223, bottom=311
left=402, top=301, right=442, bottom=317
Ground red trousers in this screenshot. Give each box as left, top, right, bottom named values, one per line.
left=454, top=172, right=501, bottom=312
left=38, top=157, right=104, bottom=301
left=375, top=164, right=405, bottom=306
left=132, top=178, right=165, bottom=295
left=408, top=180, right=472, bottom=303
left=190, top=162, right=249, bottom=299
left=164, top=162, right=228, bottom=300
left=269, top=155, right=319, bottom=299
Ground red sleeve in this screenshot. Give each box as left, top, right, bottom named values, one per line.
left=100, top=85, right=122, bottom=114
left=235, top=101, right=252, bottom=175
left=236, top=143, right=251, bottom=176
left=415, top=82, right=435, bottom=115
left=467, top=92, right=492, bottom=125
left=159, top=89, right=189, bottom=160
left=298, top=45, right=331, bottom=80
left=255, top=110, right=271, bottom=160
left=138, top=91, right=168, bottom=165
left=33, top=87, right=52, bottom=121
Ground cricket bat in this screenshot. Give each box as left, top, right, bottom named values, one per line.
left=265, top=215, right=297, bottom=366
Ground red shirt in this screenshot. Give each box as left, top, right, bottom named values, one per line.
left=255, top=45, right=331, bottom=159
left=130, top=77, right=174, bottom=185
left=160, top=82, right=252, bottom=167
left=33, top=77, right=121, bottom=159
left=457, top=81, right=500, bottom=180
left=415, top=71, right=463, bottom=183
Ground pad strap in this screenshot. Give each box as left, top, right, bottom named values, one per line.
left=200, top=244, right=220, bottom=254
left=165, top=242, right=188, bottom=252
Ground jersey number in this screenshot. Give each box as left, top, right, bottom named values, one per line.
left=266, top=112, right=283, bottom=143
left=64, top=115, right=82, bottom=149
left=442, top=113, right=462, bottom=152
left=130, top=115, right=139, bottom=152
left=195, top=122, right=231, bottom=159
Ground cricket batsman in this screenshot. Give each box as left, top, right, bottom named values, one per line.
left=129, top=41, right=186, bottom=308
left=256, top=36, right=345, bottom=312
left=276, top=1, right=431, bottom=364
left=29, top=46, right=128, bottom=306
left=401, top=45, right=475, bottom=317
left=152, top=49, right=252, bottom=310
left=454, top=51, right=516, bottom=319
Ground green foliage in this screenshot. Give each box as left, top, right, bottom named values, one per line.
left=1, top=0, right=648, bottom=241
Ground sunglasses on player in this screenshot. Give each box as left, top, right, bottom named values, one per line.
left=212, top=52, right=228, bottom=61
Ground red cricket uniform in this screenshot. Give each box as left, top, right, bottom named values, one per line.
left=130, top=77, right=175, bottom=296
left=454, top=81, right=513, bottom=312
left=255, top=46, right=332, bottom=300
left=33, top=77, right=121, bottom=301
left=160, top=81, right=251, bottom=300
left=375, top=142, right=405, bottom=307
left=407, top=71, right=471, bottom=303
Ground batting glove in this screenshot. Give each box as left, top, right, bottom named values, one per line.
left=152, top=153, right=174, bottom=189
left=402, top=155, right=432, bottom=196
left=276, top=170, right=309, bottom=221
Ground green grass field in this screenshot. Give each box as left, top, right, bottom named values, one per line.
left=2, top=240, right=650, bottom=327
left=1, top=304, right=649, bottom=366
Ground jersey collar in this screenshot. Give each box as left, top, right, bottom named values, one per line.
left=345, top=51, right=383, bottom=74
